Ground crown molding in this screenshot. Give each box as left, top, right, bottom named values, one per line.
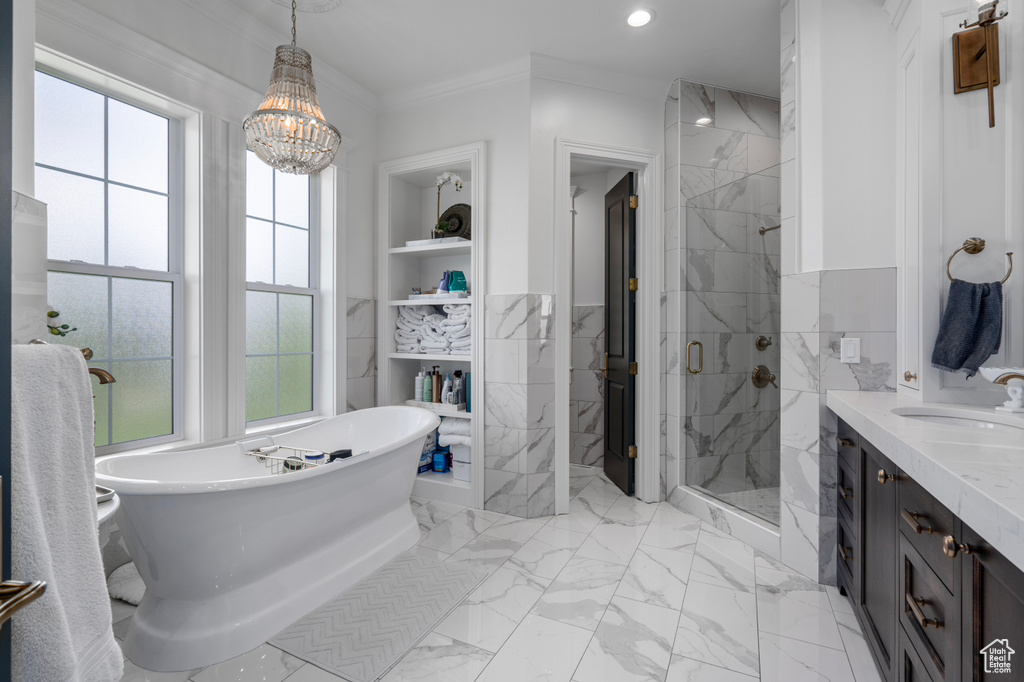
left=377, top=57, right=531, bottom=113
left=529, top=53, right=669, bottom=102
left=883, top=0, right=912, bottom=27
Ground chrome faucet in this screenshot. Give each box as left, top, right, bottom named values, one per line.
left=88, top=368, right=116, bottom=385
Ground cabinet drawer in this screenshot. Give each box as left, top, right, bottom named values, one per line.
left=898, top=475, right=958, bottom=593
left=900, top=535, right=960, bottom=681
left=837, top=456, right=858, bottom=531
left=837, top=516, right=858, bottom=602
left=837, top=420, right=860, bottom=472
left=899, top=625, right=937, bottom=682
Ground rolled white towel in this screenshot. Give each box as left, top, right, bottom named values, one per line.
left=396, top=344, right=421, bottom=354
left=394, top=328, right=419, bottom=341
left=396, top=317, right=421, bottom=334
left=450, top=348, right=471, bottom=355
left=443, top=303, right=472, bottom=317
left=446, top=325, right=472, bottom=340
left=439, top=418, right=472, bottom=436
left=439, top=434, right=473, bottom=448
left=450, top=338, right=472, bottom=349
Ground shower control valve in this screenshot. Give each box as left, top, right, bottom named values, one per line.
left=755, top=336, right=773, bottom=351
left=751, top=365, right=778, bottom=389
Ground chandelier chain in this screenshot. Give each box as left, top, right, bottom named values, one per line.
left=291, top=0, right=297, bottom=46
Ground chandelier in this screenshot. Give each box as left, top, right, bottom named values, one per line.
left=243, top=0, right=341, bottom=175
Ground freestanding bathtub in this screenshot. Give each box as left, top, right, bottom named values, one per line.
left=95, top=406, right=440, bottom=672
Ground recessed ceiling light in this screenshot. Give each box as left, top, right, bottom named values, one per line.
left=627, top=9, right=654, bottom=27
left=696, top=117, right=712, bottom=126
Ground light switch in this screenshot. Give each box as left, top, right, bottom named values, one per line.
left=840, top=337, right=861, bottom=364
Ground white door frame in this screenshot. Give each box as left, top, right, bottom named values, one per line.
left=554, top=138, right=664, bottom=513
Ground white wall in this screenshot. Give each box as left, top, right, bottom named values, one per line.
left=376, top=77, right=531, bottom=295
left=568, top=171, right=611, bottom=307
left=13, top=0, right=35, bottom=196
left=796, top=0, right=897, bottom=273
left=528, top=68, right=666, bottom=292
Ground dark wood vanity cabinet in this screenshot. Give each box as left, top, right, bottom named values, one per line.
left=837, top=419, right=1024, bottom=682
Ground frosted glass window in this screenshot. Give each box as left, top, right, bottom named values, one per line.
left=38, top=70, right=181, bottom=451
left=108, top=185, right=169, bottom=270
left=34, top=71, right=104, bottom=177
left=108, top=99, right=168, bottom=193
left=275, top=226, right=309, bottom=288
left=245, top=149, right=316, bottom=423
left=246, top=219, right=274, bottom=284
left=35, top=167, right=105, bottom=264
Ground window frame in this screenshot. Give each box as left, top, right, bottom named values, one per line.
left=244, top=158, right=321, bottom=427
left=37, top=65, right=186, bottom=455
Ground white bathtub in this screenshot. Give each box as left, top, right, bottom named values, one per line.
left=95, top=406, right=439, bottom=672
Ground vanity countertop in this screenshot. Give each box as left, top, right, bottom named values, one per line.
left=827, top=390, right=1024, bottom=572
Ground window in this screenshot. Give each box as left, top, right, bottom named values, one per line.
left=36, top=70, right=181, bottom=450
left=245, top=150, right=317, bottom=423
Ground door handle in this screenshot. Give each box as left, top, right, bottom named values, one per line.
left=0, top=580, right=47, bottom=630
left=603, top=353, right=609, bottom=379
left=686, top=341, right=703, bottom=374
left=906, top=593, right=942, bottom=629
left=901, top=509, right=934, bottom=535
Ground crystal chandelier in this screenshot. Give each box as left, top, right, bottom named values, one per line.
left=243, top=0, right=341, bottom=175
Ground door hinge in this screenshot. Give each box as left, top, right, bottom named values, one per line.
left=629, top=278, right=638, bottom=292
left=628, top=445, right=638, bottom=459
left=629, top=195, right=639, bottom=210
left=629, top=362, right=638, bottom=376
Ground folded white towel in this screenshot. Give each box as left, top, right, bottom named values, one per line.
left=439, top=434, right=473, bottom=448
left=450, top=337, right=472, bottom=349
left=439, top=418, right=472, bottom=436
left=107, top=562, right=145, bottom=606
left=450, top=348, right=472, bottom=356
left=446, top=325, right=472, bottom=340
left=443, top=303, right=472, bottom=317
left=396, top=317, right=421, bottom=335
left=394, top=329, right=420, bottom=342
left=400, top=305, right=434, bottom=322
left=421, top=340, right=450, bottom=351
left=12, top=345, right=123, bottom=682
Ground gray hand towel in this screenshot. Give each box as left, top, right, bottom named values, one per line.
left=931, top=279, right=1003, bottom=378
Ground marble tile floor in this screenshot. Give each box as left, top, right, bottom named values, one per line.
left=710, top=486, right=781, bottom=527
left=114, top=466, right=880, bottom=682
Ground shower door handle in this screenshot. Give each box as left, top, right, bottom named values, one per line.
left=686, top=341, right=703, bottom=375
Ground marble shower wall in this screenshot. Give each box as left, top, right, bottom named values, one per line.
left=663, top=78, right=781, bottom=508
left=779, top=268, right=897, bottom=584
left=346, top=297, right=376, bottom=411
left=483, top=293, right=555, bottom=518
left=570, top=305, right=605, bottom=468
left=11, top=191, right=48, bottom=344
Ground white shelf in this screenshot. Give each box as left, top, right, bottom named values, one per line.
left=389, top=353, right=471, bottom=362
left=389, top=298, right=473, bottom=306
left=413, top=470, right=473, bottom=506
left=404, top=400, right=472, bottom=418
left=389, top=242, right=472, bottom=257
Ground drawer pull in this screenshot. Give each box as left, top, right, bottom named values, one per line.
left=839, top=545, right=854, bottom=563
left=901, top=509, right=934, bottom=535
left=943, top=535, right=973, bottom=559
left=839, top=485, right=854, bottom=501
left=837, top=437, right=855, bottom=448
left=906, top=593, right=942, bottom=629
left=878, top=469, right=900, bottom=485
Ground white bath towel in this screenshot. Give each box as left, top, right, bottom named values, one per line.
left=450, top=337, right=472, bottom=350
left=395, top=317, right=421, bottom=335
left=450, top=348, right=472, bottom=356
left=443, top=303, right=472, bottom=318
left=439, top=418, right=472, bottom=436
left=446, top=324, right=472, bottom=340
left=106, top=562, right=145, bottom=606
left=439, top=434, right=473, bottom=448
left=11, top=345, right=123, bottom=682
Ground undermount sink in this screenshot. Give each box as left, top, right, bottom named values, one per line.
left=891, top=406, right=1024, bottom=432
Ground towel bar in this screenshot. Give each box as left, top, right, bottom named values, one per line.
left=0, top=580, right=47, bottom=630
left=946, top=237, right=1013, bottom=284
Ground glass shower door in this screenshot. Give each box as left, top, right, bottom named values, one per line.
left=682, top=166, right=782, bottom=527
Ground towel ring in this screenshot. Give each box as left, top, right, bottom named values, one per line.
left=946, top=238, right=1013, bottom=284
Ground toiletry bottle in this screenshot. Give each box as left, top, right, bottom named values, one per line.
left=453, top=370, right=463, bottom=405
left=414, top=369, right=424, bottom=402
left=441, top=374, right=453, bottom=404
left=432, top=366, right=442, bottom=403
left=465, top=372, right=471, bottom=413
left=423, top=367, right=433, bottom=403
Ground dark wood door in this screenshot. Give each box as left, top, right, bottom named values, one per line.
left=859, top=441, right=900, bottom=682
left=960, top=524, right=1024, bottom=681
left=603, top=172, right=636, bottom=496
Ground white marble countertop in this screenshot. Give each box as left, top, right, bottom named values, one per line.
left=827, top=390, right=1024, bottom=572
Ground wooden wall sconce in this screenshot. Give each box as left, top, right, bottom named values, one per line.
left=953, top=0, right=1008, bottom=128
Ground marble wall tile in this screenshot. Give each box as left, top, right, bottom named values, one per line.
left=346, top=377, right=375, bottom=411
left=713, top=333, right=753, bottom=375
left=577, top=400, right=604, bottom=434
left=484, top=469, right=528, bottom=516
left=665, top=166, right=680, bottom=210
left=345, top=297, right=375, bottom=339
left=686, top=207, right=748, bottom=253
left=819, top=268, right=897, bottom=332
left=665, top=123, right=680, bottom=170
left=526, top=294, right=555, bottom=340
left=780, top=332, right=820, bottom=392
left=679, top=81, right=715, bottom=126
left=780, top=446, right=819, bottom=515
left=486, top=339, right=520, bottom=384
left=11, top=192, right=48, bottom=344
left=572, top=336, right=603, bottom=370
left=686, top=291, right=747, bottom=334
left=572, top=305, right=605, bottom=338
left=679, top=124, right=748, bottom=173
left=818, top=516, right=838, bottom=585
left=714, top=175, right=780, bottom=216
left=715, top=170, right=747, bottom=189
left=746, top=293, right=781, bottom=334
left=748, top=215, right=782, bottom=256
left=748, top=135, right=781, bottom=175
left=525, top=428, right=555, bottom=474
left=685, top=249, right=715, bottom=292
left=780, top=101, right=795, bottom=163
left=780, top=159, right=796, bottom=220
left=780, top=43, right=796, bottom=106
left=679, top=164, right=717, bottom=202
left=570, top=369, right=604, bottom=403
left=781, top=0, right=795, bottom=51
left=663, top=332, right=681, bottom=375
left=571, top=433, right=605, bottom=467
left=666, top=79, right=680, bottom=129
left=526, top=339, right=555, bottom=384
left=485, top=425, right=525, bottom=473
left=819, top=332, right=896, bottom=392
left=346, top=337, right=376, bottom=379
left=746, top=450, right=780, bottom=488
left=664, top=248, right=680, bottom=293
left=526, top=473, right=555, bottom=518
left=484, top=382, right=527, bottom=429
left=485, top=294, right=528, bottom=339
left=665, top=207, right=680, bottom=251
left=818, top=453, right=837, bottom=519
left=685, top=373, right=750, bottom=417
left=780, top=389, right=821, bottom=454
left=781, top=272, right=821, bottom=332
left=686, top=453, right=747, bottom=493
left=780, top=501, right=820, bottom=579
left=527, top=382, right=555, bottom=430
left=713, top=252, right=780, bottom=295
left=684, top=415, right=714, bottom=460
left=569, top=401, right=580, bottom=433
left=715, top=89, right=780, bottom=138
